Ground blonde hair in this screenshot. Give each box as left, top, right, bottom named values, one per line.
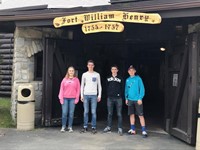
left=65, top=66, right=76, bottom=78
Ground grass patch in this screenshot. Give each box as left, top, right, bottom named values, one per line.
left=0, top=97, right=15, bottom=128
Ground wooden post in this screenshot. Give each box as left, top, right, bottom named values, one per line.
left=196, top=99, right=200, bottom=150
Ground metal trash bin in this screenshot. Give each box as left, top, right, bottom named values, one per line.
left=17, top=84, right=35, bottom=130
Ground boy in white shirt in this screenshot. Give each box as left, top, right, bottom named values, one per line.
left=80, top=60, right=102, bottom=134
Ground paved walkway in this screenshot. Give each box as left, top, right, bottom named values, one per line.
left=0, top=126, right=195, bottom=150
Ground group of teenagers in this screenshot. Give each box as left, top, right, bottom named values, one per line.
left=58, top=60, right=148, bottom=137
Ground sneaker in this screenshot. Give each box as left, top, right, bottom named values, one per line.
left=142, top=131, right=148, bottom=138
left=91, top=128, right=97, bottom=134
left=103, top=126, right=111, bottom=133
left=128, top=129, right=136, bottom=135
left=60, top=127, right=66, bottom=133
left=68, top=127, right=73, bottom=133
left=80, top=127, right=87, bottom=133
left=118, top=128, right=123, bottom=136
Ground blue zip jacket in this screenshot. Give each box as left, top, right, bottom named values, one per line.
left=125, top=75, right=145, bottom=101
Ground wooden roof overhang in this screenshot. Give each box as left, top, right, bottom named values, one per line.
left=1, top=0, right=200, bottom=26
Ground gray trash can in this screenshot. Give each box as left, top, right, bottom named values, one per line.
left=17, top=84, right=35, bottom=130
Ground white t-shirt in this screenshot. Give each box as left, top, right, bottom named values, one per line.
left=81, top=71, right=102, bottom=98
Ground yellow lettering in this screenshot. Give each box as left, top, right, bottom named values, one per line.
left=84, top=15, right=90, bottom=21
left=53, top=11, right=162, bottom=28
left=145, top=16, right=149, bottom=22
left=134, top=15, right=139, bottom=20
left=61, top=17, right=66, bottom=24
left=82, top=22, right=124, bottom=34
left=140, top=15, right=144, bottom=20
left=108, top=14, right=115, bottom=19
left=123, top=12, right=128, bottom=21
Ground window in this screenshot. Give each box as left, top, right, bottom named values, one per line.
left=34, top=51, right=43, bottom=81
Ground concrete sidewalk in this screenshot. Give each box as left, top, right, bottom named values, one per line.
left=0, top=126, right=195, bottom=150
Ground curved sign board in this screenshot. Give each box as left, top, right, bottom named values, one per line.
left=82, top=22, right=124, bottom=34
left=53, top=11, right=162, bottom=28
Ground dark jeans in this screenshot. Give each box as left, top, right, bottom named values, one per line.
left=107, top=97, right=122, bottom=129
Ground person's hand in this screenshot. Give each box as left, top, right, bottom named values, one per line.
left=81, top=97, right=84, bottom=102
left=137, top=100, right=142, bottom=105
left=97, top=97, right=101, bottom=102
left=126, top=100, right=128, bottom=105
left=74, top=99, right=79, bottom=104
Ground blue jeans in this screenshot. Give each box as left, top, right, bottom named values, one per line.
left=107, top=97, right=122, bottom=128
left=83, top=95, right=97, bottom=128
left=61, top=98, right=75, bottom=128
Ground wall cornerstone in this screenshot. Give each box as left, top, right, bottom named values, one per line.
left=11, top=27, right=64, bottom=126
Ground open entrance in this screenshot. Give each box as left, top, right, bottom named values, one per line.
left=43, top=36, right=165, bottom=128
left=43, top=18, right=199, bottom=145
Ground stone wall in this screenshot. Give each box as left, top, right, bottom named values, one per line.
left=12, top=27, right=64, bottom=125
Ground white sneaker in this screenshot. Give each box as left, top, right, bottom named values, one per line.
left=128, top=129, right=136, bottom=135
left=103, top=126, right=111, bottom=133
left=118, top=128, right=123, bottom=136
left=142, top=131, right=148, bottom=137
left=68, top=127, right=73, bottom=133
left=60, top=127, right=66, bottom=132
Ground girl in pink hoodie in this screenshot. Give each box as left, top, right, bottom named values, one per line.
left=58, top=66, right=80, bottom=132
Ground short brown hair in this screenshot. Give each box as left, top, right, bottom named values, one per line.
left=87, top=59, right=94, bottom=65
left=111, top=65, right=118, bottom=70
left=128, top=65, right=136, bottom=71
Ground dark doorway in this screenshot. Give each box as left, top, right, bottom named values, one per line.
left=42, top=19, right=199, bottom=145
left=43, top=37, right=165, bottom=131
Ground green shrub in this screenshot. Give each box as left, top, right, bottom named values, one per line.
left=0, top=97, right=15, bottom=128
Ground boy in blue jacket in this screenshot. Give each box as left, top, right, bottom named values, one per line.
left=125, top=65, right=147, bottom=137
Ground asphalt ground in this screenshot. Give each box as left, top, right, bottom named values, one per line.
left=0, top=124, right=195, bottom=150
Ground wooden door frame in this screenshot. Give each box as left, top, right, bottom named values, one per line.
left=187, top=33, right=199, bottom=144
left=42, top=38, right=78, bottom=126
left=42, top=38, right=56, bottom=126
left=164, top=33, right=199, bottom=145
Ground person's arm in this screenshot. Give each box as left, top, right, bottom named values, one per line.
left=138, top=77, right=145, bottom=105
left=125, top=79, right=129, bottom=105
left=75, top=78, right=81, bottom=104
left=106, top=77, right=109, bottom=97
left=80, top=74, right=85, bottom=101
left=138, top=77, right=145, bottom=100
left=58, top=78, right=64, bottom=104
left=97, top=73, right=102, bottom=102
left=120, top=77, right=124, bottom=98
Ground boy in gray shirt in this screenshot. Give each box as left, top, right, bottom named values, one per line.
left=80, top=60, right=102, bottom=134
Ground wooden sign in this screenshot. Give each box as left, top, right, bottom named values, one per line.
left=82, top=22, right=124, bottom=34
left=53, top=11, right=162, bottom=28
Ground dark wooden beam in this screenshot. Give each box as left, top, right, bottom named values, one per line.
left=0, top=5, right=48, bottom=12
left=15, top=20, right=52, bottom=27
left=0, top=91, right=11, bottom=96
left=160, top=8, right=200, bottom=18
left=111, top=0, right=151, bottom=4
left=1, top=1, right=200, bottom=22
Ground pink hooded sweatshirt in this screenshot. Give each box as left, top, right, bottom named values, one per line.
left=58, top=77, right=80, bottom=104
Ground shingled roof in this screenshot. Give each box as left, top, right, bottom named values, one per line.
left=0, top=0, right=110, bottom=10
left=1, top=0, right=200, bottom=22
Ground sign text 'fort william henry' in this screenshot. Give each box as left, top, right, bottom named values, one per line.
left=53, top=11, right=162, bottom=34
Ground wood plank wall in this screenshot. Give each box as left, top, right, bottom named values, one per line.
left=0, top=33, right=14, bottom=97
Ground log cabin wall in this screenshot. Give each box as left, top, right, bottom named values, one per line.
left=0, top=33, right=14, bottom=97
